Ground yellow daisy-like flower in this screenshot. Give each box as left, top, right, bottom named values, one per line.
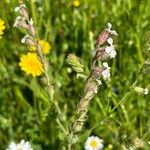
left=0, top=19, right=5, bottom=39
left=73, top=0, right=80, bottom=7
left=29, top=40, right=51, bottom=54
left=19, top=52, right=44, bottom=77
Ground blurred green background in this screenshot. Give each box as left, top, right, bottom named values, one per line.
left=0, top=0, right=150, bottom=149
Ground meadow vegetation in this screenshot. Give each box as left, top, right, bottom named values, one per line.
left=0, top=0, right=150, bottom=149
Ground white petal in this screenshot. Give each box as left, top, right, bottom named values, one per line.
left=21, top=37, right=26, bottom=43
left=7, top=140, right=33, bottom=150
left=111, top=30, right=118, bottom=36
left=105, top=46, right=111, bottom=53
left=107, top=22, right=112, bottom=30
left=7, top=142, right=17, bottom=150
left=102, top=69, right=110, bottom=79
left=107, top=38, right=113, bottom=45
left=110, top=50, right=117, bottom=58
left=15, top=7, right=20, bottom=12
left=143, top=88, right=148, bottom=95
left=20, top=4, right=26, bottom=8
left=29, top=18, right=34, bottom=25
left=103, top=62, right=109, bottom=68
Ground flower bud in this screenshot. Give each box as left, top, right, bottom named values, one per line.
left=67, top=54, right=84, bottom=73
left=134, top=87, right=149, bottom=95
left=96, top=30, right=110, bottom=47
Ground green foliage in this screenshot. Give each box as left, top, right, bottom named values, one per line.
left=0, top=0, right=150, bottom=149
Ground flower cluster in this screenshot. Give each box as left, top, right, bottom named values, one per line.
left=14, top=4, right=51, bottom=77
left=6, top=140, right=33, bottom=150
left=85, top=136, right=104, bottom=150
left=93, top=23, right=118, bottom=80
left=67, top=24, right=118, bottom=146
left=0, top=18, right=5, bottom=39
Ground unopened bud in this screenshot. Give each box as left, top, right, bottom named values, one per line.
left=92, top=67, right=104, bottom=79
left=95, top=48, right=109, bottom=61
left=67, top=54, right=84, bottom=73
left=96, top=30, right=110, bottom=47
left=134, top=87, right=149, bottom=95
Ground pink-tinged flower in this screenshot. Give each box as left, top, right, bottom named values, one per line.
left=13, top=16, right=29, bottom=29
left=15, top=4, right=29, bottom=19
left=96, top=23, right=118, bottom=47
left=96, top=30, right=110, bottom=47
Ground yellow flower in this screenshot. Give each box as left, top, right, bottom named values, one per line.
left=19, top=52, right=44, bottom=77
left=73, top=0, right=80, bottom=7
left=29, top=40, right=51, bottom=54
left=0, top=19, right=5, bottom=39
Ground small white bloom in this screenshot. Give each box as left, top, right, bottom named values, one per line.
left=13, top=16, right=22, bottom=27
left=21, top=35, right=29, bottom=43
left=85, top=135, right=103, bottom=150
left=102, top=62, right=110, bottom=79
left=110, top=48, right=116, bottom=58
left=143, top=88, right=148, bottom=95
left=107, top=37, right=113, bottom=45
left=111, top=30, right=118, bottom=36
left=15, top=4, right=26, bottom=12
left=6, top=140, right=33, bottom=150
left=106, top=38, right=117, bottom=58
left=106, top=23, right=118, bottom=36
left=134, top=87, right=149, bottom=95
left=20, top=4, right=26, bottom=8
left=107, top=23, right=112, bottom=30
left=29, top=18, right=34, bottom=26
left=105, top=46, right=112, bottom=53
left=15, top=7, right=20, bottom=12
left=103, top=62, right=109, bottom=68
left=21, top=36, right=26, bottom=43
left=105, top=38, right=117, bottom=58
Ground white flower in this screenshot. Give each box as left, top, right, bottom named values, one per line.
left=143, top=88, right=148, bottom=95
left=134, top=87, right=149, bottom=95
left=6, top=140, right=33, bottom=150
left=111, top=30, right=118, bottom=36
left=15, top=4, right=26, bottom=12
left=21, top=35, right=28, bottom=43
left=85, top=136, right=103, bottom=150
left=102, top=62, right=110, bottom=79
left=106, top=22, right=118, bottom=36
left=107, top=37, right=113, bottom=45
left=29, top=18, right=34, bottom=26
left=13, top=16, right=22, bottom=27
left=105, top=38, right=117, bottom=58
left=107, top=22, right=112, bottom=30
left=15, top=7, right=20, bottom=12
